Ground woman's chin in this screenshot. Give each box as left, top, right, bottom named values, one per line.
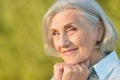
left=65, top=61, right=81, bottom=65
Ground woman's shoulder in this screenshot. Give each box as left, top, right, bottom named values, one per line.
left=113, top=62, right=120, bottom=73
left=107, top=62, right=120, bottom=80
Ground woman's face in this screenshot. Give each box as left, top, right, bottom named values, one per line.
left=50, top=9, right=99, bottom=64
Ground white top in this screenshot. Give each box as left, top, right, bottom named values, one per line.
left=51, top=51, right=120, bottom=80
left=93, top=51, right=120, bottom=80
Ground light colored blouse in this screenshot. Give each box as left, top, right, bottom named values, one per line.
left=51, top=51, right=120, bottom=80
left=93, top=51, right=120, bottom=80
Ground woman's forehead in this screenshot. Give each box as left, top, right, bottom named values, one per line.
left=50, top=9, right=86, bottom=29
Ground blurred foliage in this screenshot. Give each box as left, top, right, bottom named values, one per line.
left=0, top=0, right=119, bottom=80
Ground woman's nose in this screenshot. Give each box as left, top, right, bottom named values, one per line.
left=58, top=35, right=70, bottom=47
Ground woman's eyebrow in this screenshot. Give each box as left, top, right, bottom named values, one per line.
left=64, top=22, right=75, bottom=29
left=51, top=22, right=75, bottom=30
left=50, top=28, right=57, bottom=32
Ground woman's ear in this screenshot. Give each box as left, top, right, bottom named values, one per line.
left=96, top=21, right=104, bottom=42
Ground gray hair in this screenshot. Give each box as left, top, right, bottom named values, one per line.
left=43, top=0, right=118, bottom=56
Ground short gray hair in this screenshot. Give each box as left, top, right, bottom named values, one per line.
left=43, top=0, right=118, bottom=56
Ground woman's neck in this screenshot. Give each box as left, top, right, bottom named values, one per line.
left=89, top=50, right=106, bottom=66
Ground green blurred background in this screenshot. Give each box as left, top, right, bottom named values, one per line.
left=0, top=0, right=120, bottom=80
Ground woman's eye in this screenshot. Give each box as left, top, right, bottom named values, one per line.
left=52, top=31, right=59, bottom=36
left=68, top=27, right=77, bottom=32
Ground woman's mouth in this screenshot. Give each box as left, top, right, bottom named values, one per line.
left=63, top=48, right=78, bottom=56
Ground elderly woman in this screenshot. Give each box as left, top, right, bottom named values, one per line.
left=43, top=0, right=120, bottom=80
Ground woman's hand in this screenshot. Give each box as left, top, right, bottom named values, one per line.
left=53, top=60, right=89, bottom=80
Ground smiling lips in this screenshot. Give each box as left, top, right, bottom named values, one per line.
left=63, top=48, right=78, bottom=56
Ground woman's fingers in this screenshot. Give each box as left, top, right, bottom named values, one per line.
left=53, top=63, right=65, bottom=80
left=62, top=64, right=89, bottom=80
left=53, top=61, right=89, bottom=80
left=76, top=64, right=89, bottom=80
left=62, top=64, right=73, bottom=80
